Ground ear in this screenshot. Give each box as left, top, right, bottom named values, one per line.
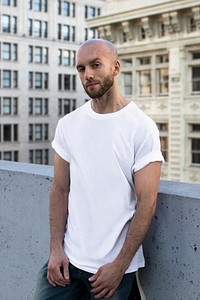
left=113, top=60, right=120, bottom=76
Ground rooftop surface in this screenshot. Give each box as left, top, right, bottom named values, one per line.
left=0, top=160, right=199, bottom=300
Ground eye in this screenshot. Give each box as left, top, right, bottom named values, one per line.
left=93, top=62, right=101, bottom=69
left=77, top=66, right=85, bottom=72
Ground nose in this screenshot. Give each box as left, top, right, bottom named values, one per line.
left=84, top=66, right=94, bottom=80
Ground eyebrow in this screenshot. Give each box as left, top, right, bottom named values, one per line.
left=76, top=57, right=102, bottom=69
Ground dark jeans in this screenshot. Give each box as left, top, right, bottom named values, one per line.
left=33, top=262, right=135, bottom=300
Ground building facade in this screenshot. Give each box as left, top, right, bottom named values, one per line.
left=0, top=0, right=106, bottom=165
left=87, top=0, right=200, bottom=183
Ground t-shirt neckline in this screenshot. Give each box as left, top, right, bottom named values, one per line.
left=86, top=100, right=133, bottom=120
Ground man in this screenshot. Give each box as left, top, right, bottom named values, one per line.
left=33, top=39, right=164, bottom=300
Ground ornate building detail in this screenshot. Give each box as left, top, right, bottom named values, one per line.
left=99, top=25, right=115, bottom=42
left=162, top=12, right=181, bottom=33
left=105, top=25, right=115, bottom=42
left=121, top=21, right=134, bottom=41
left=141, top=17, right=153, bottom=37
left=190, top=103, right=200, bottom=110
left=192, top=6, right=200, bottom=30
left=98, top=26, right=107, bottom=39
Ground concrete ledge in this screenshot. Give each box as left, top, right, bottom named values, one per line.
left=139, top=180, right=200, bottom=300
left=0, top=161, right=199, bottom=300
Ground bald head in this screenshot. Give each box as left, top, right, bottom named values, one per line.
left=77, top=39, right=118, bottom=62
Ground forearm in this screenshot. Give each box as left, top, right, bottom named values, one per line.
left=49, top=179, right=69, bottom=252
left=115, top=198, right=156, bottom=272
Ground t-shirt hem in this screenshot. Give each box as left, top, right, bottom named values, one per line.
left=68, top=258, right=145, bottom=275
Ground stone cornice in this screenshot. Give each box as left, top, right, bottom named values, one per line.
left=86, top=0, right=200, bottom=27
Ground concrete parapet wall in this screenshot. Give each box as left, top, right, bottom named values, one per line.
left=0, top=161, right=199, bottom=300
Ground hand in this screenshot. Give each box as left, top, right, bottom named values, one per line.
left=47, top=248, right=70, bottom=287
left=88, top=261, right=125, bottom=299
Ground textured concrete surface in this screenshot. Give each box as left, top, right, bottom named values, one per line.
left=139, top=180, right=200, bottom=300
left=0, top=161, right=53, bottom=300
left=0, top=161, right=200, bottom=300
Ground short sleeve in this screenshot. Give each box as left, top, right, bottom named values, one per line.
left=132, top=125, right=164, bottom=173
left=51, top=119, right=71, bottom=163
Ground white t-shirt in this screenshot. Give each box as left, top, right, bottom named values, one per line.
left=52, top=100, right=164, bottom=274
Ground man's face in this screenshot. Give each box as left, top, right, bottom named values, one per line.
left=76, top=44, right=115, bottom=99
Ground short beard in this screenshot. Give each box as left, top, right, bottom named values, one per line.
left=84, top=75, right=114, bottom=99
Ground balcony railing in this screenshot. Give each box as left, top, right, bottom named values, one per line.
left=0, top=160, right=199, bottom=300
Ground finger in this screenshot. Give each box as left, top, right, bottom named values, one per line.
left=63, top=263, right=70, bottom=283
left=104, top=289, right=115, bottom=299
left=89, top=270, right=100, bottom=282
left=48, top=268, right=68, bottom=287
left=47, top=274, right=56, bottom=287
left=94, top=289, right=110, bottom=299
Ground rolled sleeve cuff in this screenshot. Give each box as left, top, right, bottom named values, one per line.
left=51, top=140, right=71, bottom=163
left=132, top=151, right=164, bottom=173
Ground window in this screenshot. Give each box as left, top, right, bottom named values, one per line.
left=63, top=25, right=70, bottom=41
left=190, top=51, right=200, bottom=94
left=89, top=7, right=95, bottom=18
left=29, top=46, right=48, bottom=64
left=137, top=70, right=151, bottom=96
left=156, top=54, right=169, bottom=64
left=121, top=59, right=132, bottom=68
left=159, top=23, right=168, bottom=37
left=28, top=19, right=32, bottom=36
left=57, top=24, right=75, bottom=41
left=64, top=74, right=70, bottom=90
left=84, top=5, right=100, bottom=19
left=188, top=124, right=200, bottom=165
left=192, top=139, right=200, bottom=164
left=34, top=20, right=42, bottom=37
left=124, top=73, right=132, bottom=95
left=12, top=16, right=17, bottom=33
left=192, top=67, right=200, bottom=93
left=58, top=0, right=61, bottom=14
left=1, top=70, right=18, bottom=88
left=35, top=72, right=42, bottom=89
left=34, top=0, right=41, bottom=11
left=2, top=0, right=11, bottom=5
left=188, top=18, right=197, bottom=33
left=0, top=151, right=18, bottom=162
left=58, top=98, right=76, bottom=115
left=63, top=1, right=70, bottom=16
left=2, top=124, right=18, bottom=142
left=58, top=74, right=76, bottom=91
left=29, top=0, right=47, bottom=12
left=29, top=98, right=48, bottom=115
left=28, top=19, right=48, bottom=38
left=156, top=69, right=169, bottom=95
left=2, top=43, right=11, bottom=60
left=71, top=26, right=75, bottom=42
left=29, top=149, right=49, bottom=165
left=29, top=72, right=48, bottom=89
left=2, top=15, right=10, bottom=32
left=29, top=123, right=49, bottom=141
left=139, top=57, right=151, bottom=65
left=157, top=123, right=168, bottom=162
left=35, top=47, right=42, bottom=63
left=71, top=2, right=75, bottom=17
left=0, top=97, right=18, bottom=115
left=139, top=27, right=146, bottom=40
left=57, top=1, right=75, bottom=17
left=85, top=28, right=97, bottom=40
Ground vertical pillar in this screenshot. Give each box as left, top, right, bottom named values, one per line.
left=168, top=47, right=185, bottom=181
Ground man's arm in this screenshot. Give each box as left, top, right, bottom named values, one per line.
left=89, top=161, right=161, bottom=299
left=47, top=153, right=70, bottom=287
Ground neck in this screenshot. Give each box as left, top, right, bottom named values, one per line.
left=91, top=91, right=129, bottom=114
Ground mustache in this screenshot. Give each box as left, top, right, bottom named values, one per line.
left=84, top=80, right=99, bottom=88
